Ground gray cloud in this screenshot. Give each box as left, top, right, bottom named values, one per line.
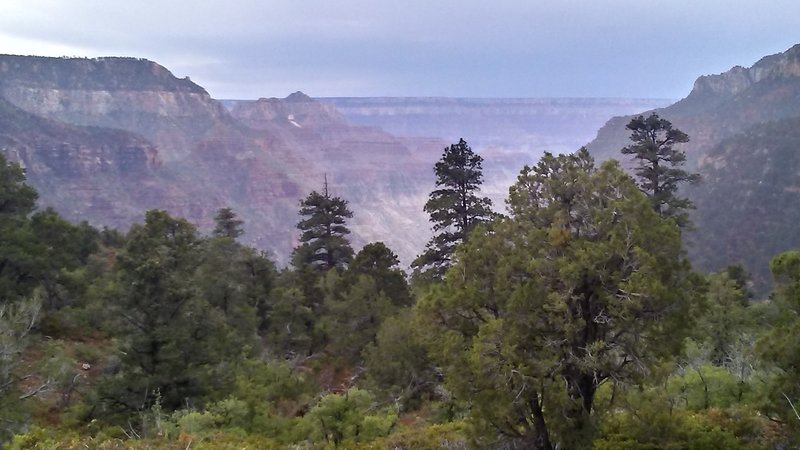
left=0, top=0, right=797, bottom=99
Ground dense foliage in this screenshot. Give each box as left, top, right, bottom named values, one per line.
left=418, top=150, right=696, bottom=449
left=0, top=138, right=796, bottom=449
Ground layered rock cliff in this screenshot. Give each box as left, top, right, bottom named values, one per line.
left=0, top=96, right=170, bottom=227
left=0, top=54, right=684, bottom=266
left=0, top=55, right=232, bottom=162
left=0, top=56, right=307, bottom=260
left=587, top=44, right=800, bottom=165
left=0, top=55, right=445, bottom=263
left=689, top=44, right=800, bottom=99
left=586, top=43, right=800, bottom=293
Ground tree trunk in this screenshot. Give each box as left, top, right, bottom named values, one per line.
left=529, top=393, right=554, bottom=450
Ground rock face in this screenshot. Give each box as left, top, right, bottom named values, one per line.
left=586, top=43, right=800, bottom=293
left=0, top=54, right=676, bottom=266
left=690, top=44, right=800, bottom=98
left=233, top=91, right=347, bottom=128
left=0, top=96, right=169, bottom=228
left=0, top=55, right=446, bottom=264
left=588, top=44, right=800, bottom=164
left=0, top=56, right=227, bottom=162
left=686, top=118, right=800, bottom=293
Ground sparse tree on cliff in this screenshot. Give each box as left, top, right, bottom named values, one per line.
left=621, top=113, right=700, bottom=226
left=412, top=138, right=494, bottom=281
left=295, top=178, right=354, bottom=271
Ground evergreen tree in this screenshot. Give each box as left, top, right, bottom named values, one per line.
left=295, top=179, right=354, bottom=271
left=213, top=207, right=244, bottom=239
left=418, top=150, right=695, bottom=449
left=412, top=138, right=493, bottom=280
left=0, top=153, right=37, bottom=218
left=321, top=242, right=411, bottom=363
left=96, top=210, right=235, bottom=416
left=621, top=113, right=700, bottom=226
left=363, top=310, right=438, bottom=410
left=0, top=153, right=39, bottom=305
left=349, top=242, right=411, bottom=308
left=758, top=250, right=800, bottom=444
left=195, top=234, right=275, bottom=350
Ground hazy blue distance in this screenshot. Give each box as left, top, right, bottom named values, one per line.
left=0, top=0, right=797, bottom=99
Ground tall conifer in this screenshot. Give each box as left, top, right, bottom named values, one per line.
left=412, top=138, right=494, bottom=280
left=295, top=177, right=354, bottom=270
left=621, top=113, right=700, bottom=226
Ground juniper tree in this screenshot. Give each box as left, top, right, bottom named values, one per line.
left=0, top=153, right=38, bottom=305
left=418, top=149, right=694, bottom=449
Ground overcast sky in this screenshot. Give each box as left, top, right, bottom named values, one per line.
left=0, top=1, right=797, bottom=99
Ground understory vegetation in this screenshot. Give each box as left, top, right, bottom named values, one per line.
left=1, top=118, right=799, bottom=449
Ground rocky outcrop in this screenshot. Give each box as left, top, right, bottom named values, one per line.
left=233, top=91, right=346, bottom=129
left=587, top=44, right=800, bottom=165
left=0, top=55, right=232, bottom=161
left=585, top=43, right=800, bottom=294
left=689, top=44, right=800, bottom=98
left=0, top=96, right=172, bottom=227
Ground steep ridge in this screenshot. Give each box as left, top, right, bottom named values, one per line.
left=586, top=43, right=800, bottom=292
left=0, top=55, right=232, bottom=162
left=587, top=44, right=800, bottom=165
left=0, top=55, right=316, bottom=260
left=0, top=96, right=171, bottom=227
left=230, top=95, right=446, bottom=260
left=0, top=55, right=445, bottom=264
left=686, top=118, right=800, bottom=293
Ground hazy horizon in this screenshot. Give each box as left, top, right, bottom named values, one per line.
left=1, top=1, right=797, bottom=100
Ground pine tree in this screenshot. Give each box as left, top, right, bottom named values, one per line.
left=212, top=207, right=244, bottom=239
left=412, top=139, right=494, bottom=280
left=295, top=178, right=354, bottom=271
left=621, top=113, right=700, bottom=226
